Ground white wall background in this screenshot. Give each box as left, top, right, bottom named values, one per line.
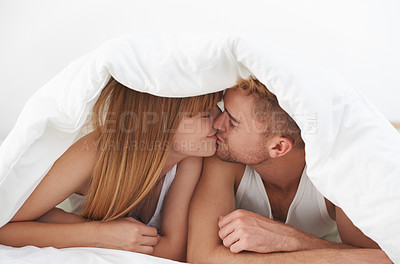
left=1, top=0, right=399, bottom=141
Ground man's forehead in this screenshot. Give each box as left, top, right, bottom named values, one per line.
left=224, top=89, right=253, bottom=109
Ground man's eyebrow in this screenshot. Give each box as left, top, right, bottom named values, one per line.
left=225, top=108, right=240, bottom=124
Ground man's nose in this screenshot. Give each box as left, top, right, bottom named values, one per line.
left=213, top=111, right=227, bottom=132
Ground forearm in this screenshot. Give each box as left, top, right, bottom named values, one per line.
left=152, top=236, right=186, bottom=262
left=0, top=221, right=97, bottom=248
left=192, top=244, right=391, bottom=264
left=292, top=230, right=356, bottom=250
left=190, top=243, right=301, bottom=264
left=152, top=157, right=201, bottom=261
left=37, top=207, right=87, bottom=224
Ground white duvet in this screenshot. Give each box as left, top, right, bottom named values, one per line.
left=0, top=33, right=399, bottom=263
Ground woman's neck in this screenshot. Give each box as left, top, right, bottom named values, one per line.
left=160, top=149, right=187, bottom=177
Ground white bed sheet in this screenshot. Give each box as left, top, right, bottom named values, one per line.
left=0, top=245, right=185, bottom=264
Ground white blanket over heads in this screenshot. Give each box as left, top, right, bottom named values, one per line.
left=0, top=33, right=399, bottom=263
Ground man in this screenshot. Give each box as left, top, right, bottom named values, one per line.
left=187, top=77, right=391, bottom=263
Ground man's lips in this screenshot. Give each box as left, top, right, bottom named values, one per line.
left=216, top=134, right=225, bottom=144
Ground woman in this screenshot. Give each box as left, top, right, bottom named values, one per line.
left=0, top=77, right=222, bottom=262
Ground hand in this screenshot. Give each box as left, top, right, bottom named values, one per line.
left=94, top=217, right=160, bottom=254
left=218, top=209, right=302, bottom=253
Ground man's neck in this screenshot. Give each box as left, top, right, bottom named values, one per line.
left=251, top=148, right=306, bottom=192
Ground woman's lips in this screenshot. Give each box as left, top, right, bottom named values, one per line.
left=207, top=131, right=217, bottom=140
left=207, top=135, right=217, bottom=140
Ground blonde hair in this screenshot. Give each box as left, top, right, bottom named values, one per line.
left=81, top=78, right=222, bottom=221
left=233, top=77, right=304, bottom=148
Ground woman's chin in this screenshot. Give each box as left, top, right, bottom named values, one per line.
left=176, top=140, right=217, bottom=157
left=191, top=145, right=217, bottom=157
left=203, top=144, right=217, bottom=157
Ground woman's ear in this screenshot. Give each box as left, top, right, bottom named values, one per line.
left=268, top=136, right=293, bottom=158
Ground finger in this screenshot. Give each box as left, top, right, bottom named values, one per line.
left=218, top=209, right=248, bottom=228
left=218, top=209, right=249, bottom=228
left=230, top=239, right=245, bottom=253
left=218, top=222, right=235, bottom=240
left=218, top=213, right=234, bottom=229
left=140, top=235, right=159, bottom=246
left=222, top=230, right=240, bottom=249
left=123, top=217, right=142, bottom=224
left=122, top=218, right=158, bottom=236
left=133, top=245, right=154, bottom=255
left=140, top=225, right=158, bottom=237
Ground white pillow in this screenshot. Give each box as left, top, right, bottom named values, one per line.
left=0, top=33, right=399, bottom=263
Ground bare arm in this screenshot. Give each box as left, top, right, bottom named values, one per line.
left=281, top=200, right=381, bottom=251
left=36, top=207, right=87, bottom=224
left=152, top=156, right=203, bottom=261
left=336, top=206, right=381, bottom=249
left=0, top=132, right=98, bottom=247
left=187, top=155, right=392, bottom=264
left=0, top=132, right=158, bottom=254
left=0, top=221, right=98, bottom=248
left=10, top=132, right=98, bottom=223
left=217, top=209, right=356, bottom=253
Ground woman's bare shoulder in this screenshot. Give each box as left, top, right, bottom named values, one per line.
left=204, top=155, right=245, bottom=174
left=177, top=156, right=203, bottom=170
left=173, top=157, right=203, bottom=184
left=61, top=130, right=100, bottom=195
left=202, top=155, right=246, bottom=190
left=55, top=130, right=100, bottom=168
left=72, top=130, right=101, bottom=153
left=10, top=131, right=102, bottom=221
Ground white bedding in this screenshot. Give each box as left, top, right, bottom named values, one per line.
left=0, top=33, right=399, bottom=263
left=0, top=245, right=184, bottom=264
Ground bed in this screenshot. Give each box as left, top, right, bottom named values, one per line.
left=1, top=33, right=399, bottom=263
left=0, top=244, right=184, bottom=264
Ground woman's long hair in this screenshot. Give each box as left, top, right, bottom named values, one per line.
left=81, top=78, right=222, bottom=221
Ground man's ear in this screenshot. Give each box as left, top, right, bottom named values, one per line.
left=268, top=137, right=293, bottom=158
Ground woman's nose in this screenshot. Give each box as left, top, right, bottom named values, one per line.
left=210, top=105, right=222, bottom=121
